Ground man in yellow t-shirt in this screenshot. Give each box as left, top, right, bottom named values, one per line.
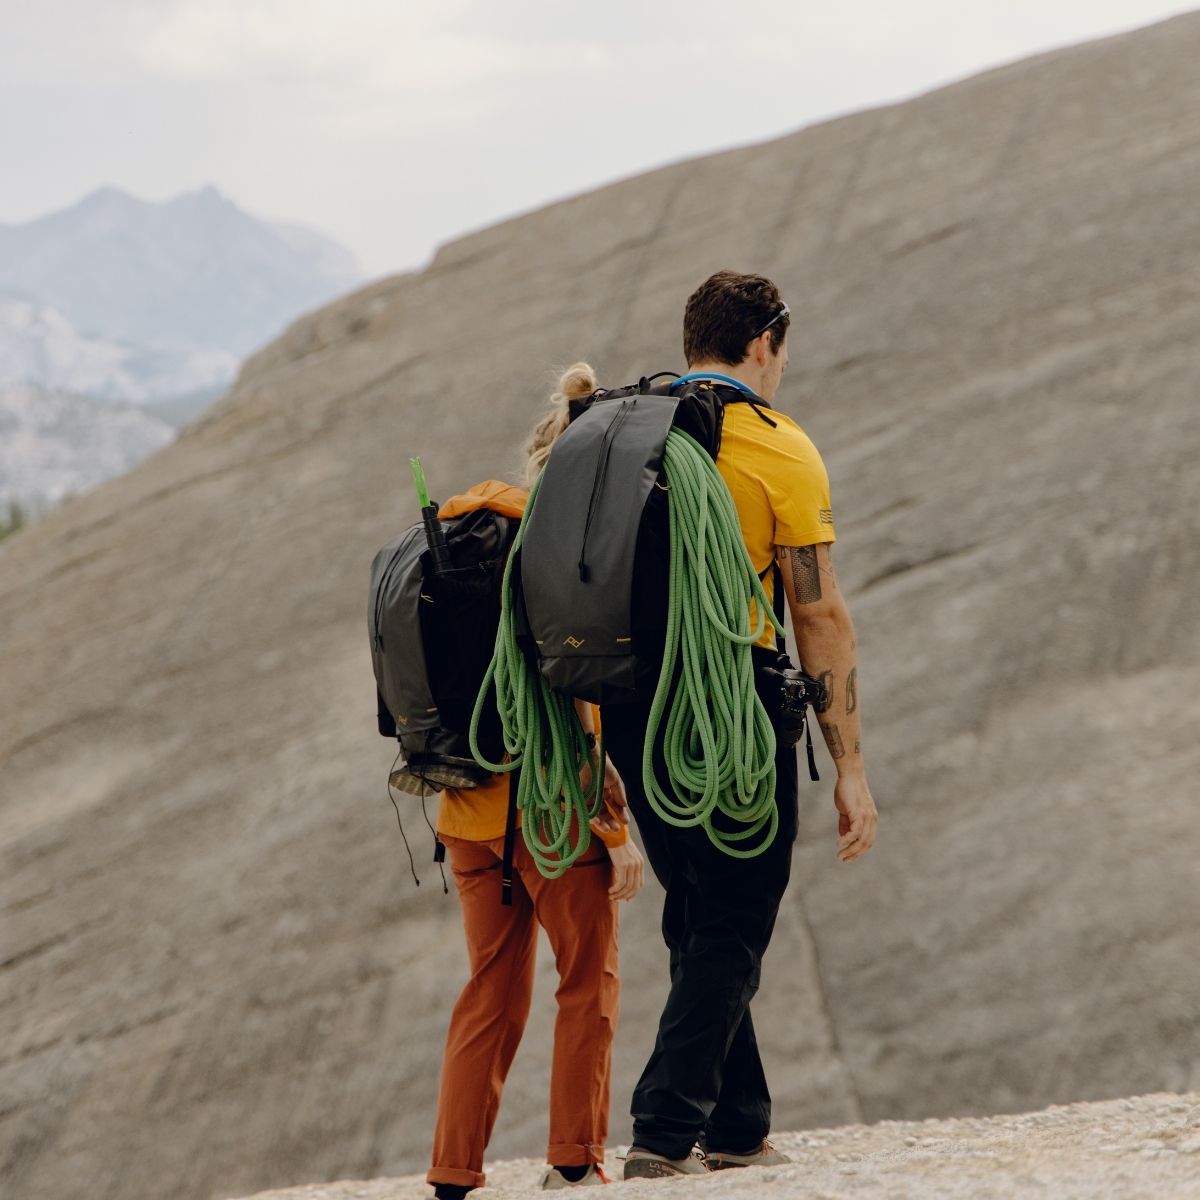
left=606, top=271, right=879, bottom=1182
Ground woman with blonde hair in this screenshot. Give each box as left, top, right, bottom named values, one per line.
left=522, top=362, right=595, bottom=484
left=426, top=365, right=644, bottom=1198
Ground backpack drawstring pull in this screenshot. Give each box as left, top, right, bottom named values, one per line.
left=387, top=748, right=421, bottom=887
left=746, top=399, right=778, bottom=428
left=420, top=796, right=449, bottom=894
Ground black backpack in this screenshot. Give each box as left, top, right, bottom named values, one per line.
left=369, top=502, right=517, bottom=794
left=516, top=372, right=773, bottom=704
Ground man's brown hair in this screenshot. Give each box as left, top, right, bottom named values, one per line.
left=683, top=270, right=790, bottom=366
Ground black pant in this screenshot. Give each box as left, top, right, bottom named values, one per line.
left=601, top=647, right=800, bottom=1160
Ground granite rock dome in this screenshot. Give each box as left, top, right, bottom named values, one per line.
left=2, top=14, right=1199, bottom=1200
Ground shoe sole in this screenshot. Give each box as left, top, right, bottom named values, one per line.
left=541, top=1172, right=605, bottom=1189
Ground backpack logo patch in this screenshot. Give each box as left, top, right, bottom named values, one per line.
left=564, top=636, right=585, bottom=648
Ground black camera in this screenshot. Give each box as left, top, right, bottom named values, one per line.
left=758, top=664, right=823, bottom=749
left=778, top=668, right=821, bottom=721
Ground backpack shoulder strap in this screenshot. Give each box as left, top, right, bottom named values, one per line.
left=760, top=560, right=787, bottom=654
left=672, top=373, right=779, bottom=428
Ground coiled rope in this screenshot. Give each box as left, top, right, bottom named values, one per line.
left=471, top=427, right=781, bottom=874
left=469, top=471, right=605, bottom=878
left=644, top=429, right=780, bottom=855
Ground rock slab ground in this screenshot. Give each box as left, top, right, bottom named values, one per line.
left=233, top=1093, right=1200, bottom=1200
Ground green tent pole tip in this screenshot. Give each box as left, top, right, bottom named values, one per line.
left=410, top=457, right=431, bottom=510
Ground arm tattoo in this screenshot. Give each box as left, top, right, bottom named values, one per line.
left=782, top=545, right=822, bottom=605
left=814, top=670, right=834, bottom=714
left=822, top=723, right=846, bottom=760
left=846, top=667, right=858, bottom=715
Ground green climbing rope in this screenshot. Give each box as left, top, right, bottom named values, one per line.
left=471, top=426, right=782, bottom=875
left=643, top=429, right=779, bottom=856
left=469, top=472, right=605, bottom=878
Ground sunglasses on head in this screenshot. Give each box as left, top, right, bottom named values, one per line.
left=750, top=303, right=789, bottom=340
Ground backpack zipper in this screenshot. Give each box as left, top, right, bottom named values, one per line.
left=577, top=399, right=634, bottom=582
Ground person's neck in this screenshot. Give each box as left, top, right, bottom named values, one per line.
left=684, top=360, right=762, bottom=396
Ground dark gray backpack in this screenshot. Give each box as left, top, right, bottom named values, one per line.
left=369, top=504, right=516, bottom=794
left=517, top=374, right=760, bottom=704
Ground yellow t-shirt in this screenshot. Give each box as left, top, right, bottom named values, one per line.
left=715, top=401, right=836, bottom=647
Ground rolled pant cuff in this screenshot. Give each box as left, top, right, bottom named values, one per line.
left=546, top=1141, right=603, bottom=1167
left=426, top=1166, right=485, bottom=1189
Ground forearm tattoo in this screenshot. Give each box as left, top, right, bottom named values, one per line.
left=822, top=722, right=846, bottom=760
left=782, top=545, right=822, bottom=605
left=846, top=667, right=858, bottom=715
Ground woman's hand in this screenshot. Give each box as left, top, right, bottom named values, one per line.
left=600, top=755, right=629, bottom=828
left=586, top=755, right=630, bottom=833
left=607, top=838, right=645, bottom=901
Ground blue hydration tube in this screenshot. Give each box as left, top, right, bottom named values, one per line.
left=670, top=371, right=757, bottom=396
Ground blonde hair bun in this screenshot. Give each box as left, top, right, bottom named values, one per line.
left=556, top=362, right=599, bottom=401
left=524, top=362, right=599, bottom=484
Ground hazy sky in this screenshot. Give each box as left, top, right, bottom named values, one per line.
left=2, top=1, right=1194, bottom=275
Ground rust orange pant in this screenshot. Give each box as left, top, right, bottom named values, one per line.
left=427, top=833, right=620, bottom=1190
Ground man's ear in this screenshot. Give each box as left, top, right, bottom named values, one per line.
left=751, top=332, right=770, bottom=367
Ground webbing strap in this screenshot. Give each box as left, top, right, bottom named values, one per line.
left=766, top=560, right=820, bottom=783
left=500, top=767, right=519, bottom=906
left=804, top=722, right=820, bottom=782
left=762, top=560, right=787, bottom=653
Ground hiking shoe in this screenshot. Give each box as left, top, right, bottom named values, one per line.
left=431, top=1186, right=473, bottom=1200
left=705, top=1139, right=791, bottom=1170
left=622, top=1146, right=709, bottom=1179
left=539, top=1163, right=609, bottom=1188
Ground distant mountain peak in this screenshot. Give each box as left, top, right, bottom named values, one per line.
left=76, top=184, right=145, bottom=214
left=73, top=183, right=234, bottom=216
left=0, top=185, right=365, bottom=362
left=169, top=184, right=234, bottom=211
